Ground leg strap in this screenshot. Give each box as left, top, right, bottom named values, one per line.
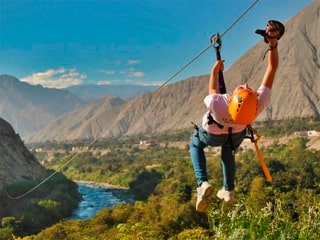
left=227, top=127, right=235, bottom=155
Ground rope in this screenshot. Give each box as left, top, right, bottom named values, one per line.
left=2, top=0, right=261, bottom=200
left=4, top=138, right=99, bottom=200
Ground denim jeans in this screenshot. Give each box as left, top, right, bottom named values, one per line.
left=189, top=125, right=247, bottom=190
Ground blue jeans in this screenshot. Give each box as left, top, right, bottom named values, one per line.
left=189, top=125, right=247, bottom=190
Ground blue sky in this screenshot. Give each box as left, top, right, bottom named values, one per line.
left=0, top=0, right=314, bottom=89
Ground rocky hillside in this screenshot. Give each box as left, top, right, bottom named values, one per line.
left=225, top=0, right=320, bottom=121
left=26, top=0, right=320, bottom=142
left=29, top=96, right=126, bottom=140
left=0, top=118, right=47, bottom=189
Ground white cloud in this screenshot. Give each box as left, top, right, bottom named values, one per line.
left=100, top=70, right=115, bottom=75
left=123, top=79, right=162, bottom=86
left=129, top=71, right=144, bottom=78
left=99, top=58, right=145, bottom=84
left=128, top=59, right=140, bottom=65
left=21, top=68, right=85, bottom=89
left=97, top=80, right=111, bottom=85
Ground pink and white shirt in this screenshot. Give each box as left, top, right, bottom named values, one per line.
left=202, top=86, right=271, bottom=134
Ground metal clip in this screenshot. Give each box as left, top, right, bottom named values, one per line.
left=210, top=33, right=222, bottom=50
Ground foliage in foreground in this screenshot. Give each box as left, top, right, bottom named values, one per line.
left=0, top=172, right=81, bottom=238
left=18, top=191, right=320, bottom=240
left=12, top=135, right=319, bottom=240
left=2, top=117, right=320, bottom=240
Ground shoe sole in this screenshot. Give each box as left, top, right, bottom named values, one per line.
left=196, top=186, right=214, bottom=212
left=217, top=191, right=235, bottom=202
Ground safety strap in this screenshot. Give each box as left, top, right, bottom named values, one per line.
left=211, top=33, right=227, bottom=94
left=246, top=125, right=273, bottom=182
left=227, top=127, right=235, bottom=155
left=207, top=113, right=224, bottom=129
left=206, top=114, right=235, bottom=154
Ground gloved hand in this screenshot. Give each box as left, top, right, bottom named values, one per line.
left=255, top=20, right=285, bottom=47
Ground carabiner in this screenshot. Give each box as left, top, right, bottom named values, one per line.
left=210, top=33, right=222, bottom=51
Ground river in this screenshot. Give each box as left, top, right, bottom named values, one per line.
left=69, top=183, right=132, bottom=220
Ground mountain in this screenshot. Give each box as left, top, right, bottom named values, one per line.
left=0, top=75, right=157, bottom=138
left=0, top=75, right=86, bottom=137
left=26, top=78, right=205, bottom=141
left=0, top=118, right=47, bottom=189
left=65, top=84, right=157, bottom=102
left=26, top=1, right=320, bottom=142
left=27, top=96, right=126, bottom=141
left=225, top=0, right=320, bottom=121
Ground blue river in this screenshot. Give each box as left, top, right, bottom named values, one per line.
left=69, top=183, right=129, bottom=220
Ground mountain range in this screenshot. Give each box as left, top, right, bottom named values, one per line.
left=1, top=0, right=319, bottom=143
left=65, top=84, right=157, bottom=102
left=0, top=75, right=155, bottom=138
left=0, top=74, right=85, bottom=137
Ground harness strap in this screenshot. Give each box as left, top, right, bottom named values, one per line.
left=227, top=127, right=235, bottom=155
left=206, top=114, right=235, bottom=154
left=191, top=122, right=199, bottom=137
left=246, top=125, right=273, bottom=183
left=207, top=113, right=224, bottom=129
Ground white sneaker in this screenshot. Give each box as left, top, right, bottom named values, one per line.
left=217, top=188, right=235, bottom=202
left=196, top=181, right=214, bottom=212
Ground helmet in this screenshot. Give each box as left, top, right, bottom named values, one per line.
left=228, top=88, right=258, bottom=125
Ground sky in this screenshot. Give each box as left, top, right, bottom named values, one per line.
left=0, top=0, right=314, bottom=89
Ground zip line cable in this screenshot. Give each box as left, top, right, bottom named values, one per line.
left=218, top=0, right=260, bottom=39
left=151, top=44, right=213, bottom=96
left=2, top=0, right=260, bottom=200
left=151, top=0, right=261, bottom=97
left=3, top=138, right=99, bottom=200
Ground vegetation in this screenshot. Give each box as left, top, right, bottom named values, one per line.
left=0, top=172, right=81, bottom=238
left=1, top=118, right=319, bottom=239
left=255, top=116, right=320, bottom=137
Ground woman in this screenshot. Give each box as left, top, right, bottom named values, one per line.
left=189, top=20, right=285, bottom=212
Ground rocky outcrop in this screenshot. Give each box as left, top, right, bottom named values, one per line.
left=0, top=118, right=47, bottom=189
